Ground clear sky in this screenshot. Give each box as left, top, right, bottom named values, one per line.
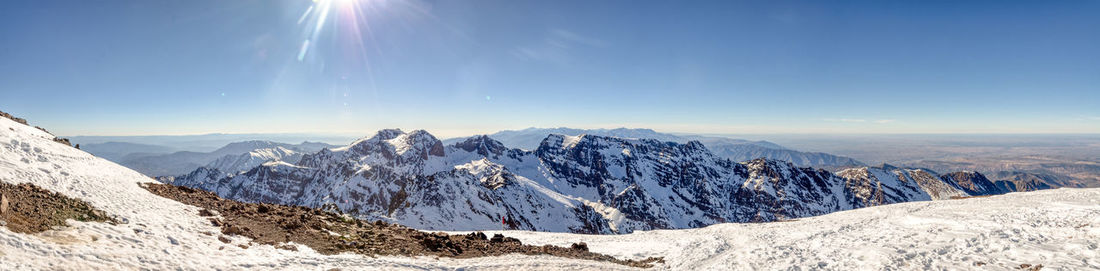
left=2, top=0, right=1098, bottom=137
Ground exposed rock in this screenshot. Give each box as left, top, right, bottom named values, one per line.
left=0, top=193, right=8, bottom=214
left=52, top=137, right=73, bottom=147
left=940, top=171, right=1004, bottom=196
left=571, top=242, right=589, bottom=251
left=142, top=182, right=663, bottom=268
left=0, top=110, right=28, bottom=125
left=198, top=208, right=219, bottom=217
left=0, top=182, right=118, bottom=233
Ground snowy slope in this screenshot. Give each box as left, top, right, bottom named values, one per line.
left=2, top=117, right=1097, bottom=270
left=491, top=187, right=1100, bottom=270
left=203, top=146, right=303, bottom=175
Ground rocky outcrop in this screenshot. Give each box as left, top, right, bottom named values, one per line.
left=939, top=171, right=1005, bottom=196
left=1, top=110, right=75, bottom=148
left=0, top=110, right=28, bottom=125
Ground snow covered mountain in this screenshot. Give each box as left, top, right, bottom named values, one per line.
left=701, top=138, right=864, bottom=169
left=456, top=127, right=863, bottom=168
left=172, top=129, right=1004, bottom=234
left=939, top=170, right=1008, bottom=196
left=3, top=115, right=1098, bottom=270
left=201, top=146, right=304, bottom=176
left=99, top=140, right=334, bottom=177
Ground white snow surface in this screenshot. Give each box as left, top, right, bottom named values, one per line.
left=2, top=117, right=1099, bottom=270
left=204, top=146, right=302, bottom=175
left=485, top=187, right=1100, bottom=270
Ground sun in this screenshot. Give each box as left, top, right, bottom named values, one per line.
left=317, top=0, right=359, bottom=4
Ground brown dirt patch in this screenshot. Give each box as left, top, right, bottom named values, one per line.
left=142, top=183, right=663, bottom=268
left=1018, top=263, right=1044, bottom=270
left=0, top=182, right=118, bottom=234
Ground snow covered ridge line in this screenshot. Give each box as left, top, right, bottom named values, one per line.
left=0, top=109, right=77, bottom=148
left=451, top=127, right=865, bottom=168
left=170, top=128, right=1042, bottom=234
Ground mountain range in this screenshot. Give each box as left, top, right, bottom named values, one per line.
left=170, top=129, right=1028, bottom=234
left=86, top=140, right=335, bottom=177
left=445, top=127, right=864, bottom=168
left=4, top=110, right=1098, bottom=269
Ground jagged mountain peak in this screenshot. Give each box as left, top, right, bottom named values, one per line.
left=534, top=134, right=718, bottom=174
left=454, top=158, right=516, bottom=190
left=393, top=129, right=445, bottom=158
left=939, top=171, right=1002, bottom=196
left=341, top=129, right=402, bottom=151
left=454, top=135, right=508, bottom=157
left=338, top=129, right=444, bottom=159
left=538, top=133, right=703, bottom=151
left=372, top=128, right=406, bottom=141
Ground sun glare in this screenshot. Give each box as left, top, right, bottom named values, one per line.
left=296, top=0, right=372, bottom=63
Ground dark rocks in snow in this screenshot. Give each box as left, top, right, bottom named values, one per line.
left=0, top=182, right=118, bottom=233
left=0, top=110, right=28, bottom=125
left=0, top=109, right=77, bottom=148
left=939, top=171, right=1005, bottom=196
left=142, top=183, right=662, bottom=267
left=571, top=242, right=589, bottom=252
left=198, top=208, right=219, bottom=217
left=455, top=135, right=509, bottom=157
left=52, top=137, right=73, bottom=147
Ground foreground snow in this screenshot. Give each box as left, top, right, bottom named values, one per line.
left=2, top=117, right=1098, bottom=270
left=488, top=187, right=1100, bottom=270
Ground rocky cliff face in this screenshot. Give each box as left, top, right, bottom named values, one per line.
left=171, top=129, right=1010, bottom=234
left=939, top=171, right=1006, bottom=196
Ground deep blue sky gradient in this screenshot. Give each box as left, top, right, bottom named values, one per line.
left=1, top=0, right=1098, bottom=137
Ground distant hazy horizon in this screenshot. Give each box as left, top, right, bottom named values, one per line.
left=63, top=128, right=1100, bottom=139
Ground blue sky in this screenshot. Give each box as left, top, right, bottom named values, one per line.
left=1, top=0, right=1098, bottom=137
